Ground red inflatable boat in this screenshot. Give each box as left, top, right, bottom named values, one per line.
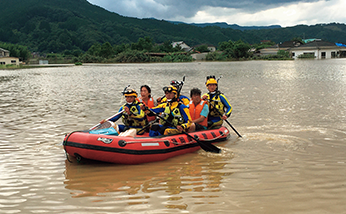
left=63, top=126, right=230, bottom=164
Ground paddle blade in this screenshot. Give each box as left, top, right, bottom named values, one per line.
left=197, top=141, right=221, bottom=153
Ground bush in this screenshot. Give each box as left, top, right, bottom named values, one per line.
left=206, top=52, right=227, bottom=61
left=77, top=54, right=105, bottom=63
left=114, top=50, right=150, bottom=63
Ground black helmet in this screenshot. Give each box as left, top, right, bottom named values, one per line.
left=170, top=80, right=179, bottom=88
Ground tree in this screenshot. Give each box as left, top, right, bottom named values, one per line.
left=114, top=43, right=129, bottom=55
left=131, top=37, right=153, bottom=52
left=158, top=40, right=174, bottom=53
left=233, top=41, right=251, bottom=58
left=277, top=50, right=290, bottom=58
left=195, top=45, right=210, bottom=53
left=87, top=43, right=101, bottom=56
left=292, top=37, right=303, bottom=44
left=218, top=40, right=251, bottom=59
left=99, top=42, right=114, bottom=58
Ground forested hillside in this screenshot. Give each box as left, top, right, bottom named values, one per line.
left=1, top=0, right=346, bottom=54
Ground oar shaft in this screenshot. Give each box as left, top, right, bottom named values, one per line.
left=224, top=118, right=242, bottom=138
left=90, top=110, right=124, bottom=130
left=209, top=102, right=242, bottom=138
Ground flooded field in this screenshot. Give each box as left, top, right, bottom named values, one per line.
left=1, top=60, right=346, bottom=213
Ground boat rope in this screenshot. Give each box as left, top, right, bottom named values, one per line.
left=124, top=132, right=226, bottom=145
left=198, top=134, right=225, bottom=142
left=63, top=130, right=85, bottom=163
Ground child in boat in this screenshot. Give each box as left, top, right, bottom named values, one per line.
left=143, top=85, right=192, bottom=136
left=202, top=76, right=232, bottom=129
left=188, top=88, right=209, bottom=132
left=101, top=88, right=148, bottom=133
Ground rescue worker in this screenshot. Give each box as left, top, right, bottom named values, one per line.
left=137, top=85, right=156, bottom=122
left=202, top=76, right=232, bottom=129
left=188, top=88, right=209, bottom=132
left=157, top=80, right=190, bottom=106
left=103, top=88, right=147, bottom=133
left=144, top=85, right=192, bottom=136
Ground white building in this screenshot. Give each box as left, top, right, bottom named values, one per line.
left=0, top=48, right=19, bottom=66
left=290, top=40, right=346, bottom=59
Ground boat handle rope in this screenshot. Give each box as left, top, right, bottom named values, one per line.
left=63, top=130, right=86, bottom=163
left=125, top=134, right=225, bottom=145
left=197, top=134, right=225, bottom=142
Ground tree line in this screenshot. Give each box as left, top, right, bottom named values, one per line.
left=2, top=35, right=291, bottom=63
left=49, top=37, right=289, bottom=63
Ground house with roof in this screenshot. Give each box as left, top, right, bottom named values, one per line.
left=0, top=48, right=19, bottom=66
left=0, top=48, right=10, bottom=57
left=290, top=40, right=346, bottom=59
left=255, top=40, right=303, bottom=57
left=171, top=41, right=192, bottom=52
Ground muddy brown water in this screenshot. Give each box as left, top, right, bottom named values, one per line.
left=1, top=60, right=346, bottom=213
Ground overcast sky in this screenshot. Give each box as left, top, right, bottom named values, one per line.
left=87, top=0, right=346, bottom=27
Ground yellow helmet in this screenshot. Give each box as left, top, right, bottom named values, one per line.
left=124, top=88, right=137, bottom=97
left=206, top=78, right=218, bottom=86
left=163, top=85, right=177, bottom=94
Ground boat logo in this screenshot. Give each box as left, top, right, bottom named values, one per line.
left=97, top=137, right=113, bottom=144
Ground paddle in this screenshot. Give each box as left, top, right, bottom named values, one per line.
left=146, top=108, right=221, bottom=153
left=136, top=118, right=158, bottom=134
left=90, top=110, right=125, bottom=130
left=209, top=102, right=242, bottom=138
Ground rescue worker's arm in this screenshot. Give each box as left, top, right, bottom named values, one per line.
left=141, top=103, right=165, bottom=115
left=179, top=95, right=190, bottom=106
left=201, top=93, right=209, bottom=101
left=177, top=105, right=192, bottom=131
left=108, top=107, right=124, bottom=122
left=220, top=94, right=232, bottom=118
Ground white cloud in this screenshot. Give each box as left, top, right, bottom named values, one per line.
left=87, top=0, right=346, bottom=27
left=181, top=0, right=346, bottom=27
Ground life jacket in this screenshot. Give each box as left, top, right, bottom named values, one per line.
left=208, top=91, right=225, bottom=117
left=160, top=102, right=184, bottom=126
left=121, top=100, right=147, bottom=127
left=189, top=100, right=208, bottom=127
left=137, top=97, right=156, bottom=122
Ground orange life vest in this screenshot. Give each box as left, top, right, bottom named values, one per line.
left=137, top=97, right=156, bottom=122
left=189, top=100, right=208, bottom=128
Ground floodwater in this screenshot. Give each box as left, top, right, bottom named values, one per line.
left=1, top=60, right=346, bottom=213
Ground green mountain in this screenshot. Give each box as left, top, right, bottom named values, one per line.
left=169, top=21, right=282, bottom=31
left=1, top=0, right=346, bottom=53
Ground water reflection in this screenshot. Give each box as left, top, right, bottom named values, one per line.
left=64, top=147, right=233, bottom=210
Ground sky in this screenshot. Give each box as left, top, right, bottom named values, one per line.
left=87, top=0, right=346, bottom=27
